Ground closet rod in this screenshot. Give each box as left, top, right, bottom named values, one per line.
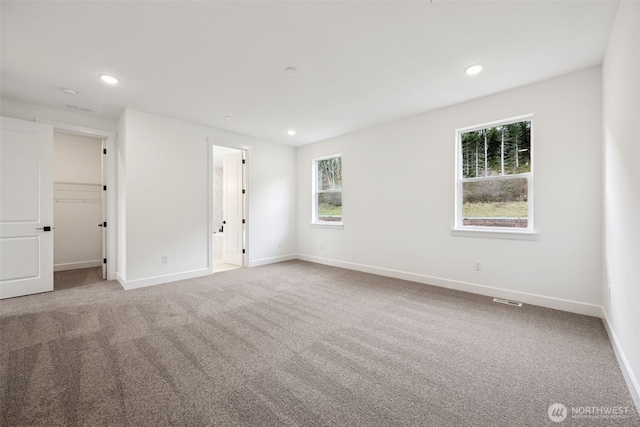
left=54, top=198, right=101, bottom=203
left=54, top=181, right=101, bottom=186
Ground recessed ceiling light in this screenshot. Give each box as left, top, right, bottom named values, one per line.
left=61, top=88, right=77, bottom=96
left=99, top=74, right=119, bottom=84
left=465, top=64, right=484, bottom=76
left=287, top=130, right=296, bottom=136
left=284, top=67, right=298, bottom=75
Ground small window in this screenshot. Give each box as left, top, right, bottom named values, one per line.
left=456, top=116, right=533, bottom=231
left=313, top=155, right=342, bottom=224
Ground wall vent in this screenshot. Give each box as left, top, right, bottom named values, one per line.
left=64, top=103, right=95, bottom=113
left=493, top=298, right=523, bottom=307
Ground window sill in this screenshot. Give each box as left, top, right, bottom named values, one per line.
left=452, top=227, right=538, bottom=241
left=311, top=222, right=344, bottom=230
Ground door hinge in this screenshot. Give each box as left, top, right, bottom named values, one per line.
left=103, top=258, right=107, bottom=264
left=103, top=222, right=107, bottom=227
left=242, top=189, right=245, bottom=194
left=242, top=249, right=245, bottom=254
left=242, top=159, right=246, bottom=164
left=103, top=185, right=107, bottom=191
left=242, top=219, right=245, bottom=224
left=103, top=148, right=107, bottom=154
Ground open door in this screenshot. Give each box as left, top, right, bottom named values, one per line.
left=0, top=117, right=54, bottom=299
left=222, top=151, right=244, bottom=266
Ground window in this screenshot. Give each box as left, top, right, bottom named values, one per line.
left=313, top=155, right=342, bottom=225
left=455, top=116, right=533, bottom=232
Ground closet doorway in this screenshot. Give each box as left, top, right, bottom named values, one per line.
left=52, top=131, right=106, bottom=290
left=212, top=144, right=246, bottom=273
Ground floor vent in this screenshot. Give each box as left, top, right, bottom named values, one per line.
left=493, top=298, right=523, bottom=307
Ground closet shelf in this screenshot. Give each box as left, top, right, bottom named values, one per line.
left=54, top=181, right=101, bottom=203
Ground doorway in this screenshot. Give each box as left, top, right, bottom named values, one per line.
left=212, top=145, right=247, bottom=272
left=0, top=117, right=115, bottom=299
left=52, top=131, right=106, bottom=290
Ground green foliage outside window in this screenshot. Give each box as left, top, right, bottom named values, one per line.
left=316, top=157, right=342, bottom=222
left=460, top=120, right=531, bottom=228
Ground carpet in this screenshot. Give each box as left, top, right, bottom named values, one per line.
left=54, top=266, right=104, bottom=291
left=1, top=260, right=638, bottom=426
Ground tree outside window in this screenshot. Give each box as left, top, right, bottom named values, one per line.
left=314, top=156, right=342, bottom=223
left=457, top=117, right=532, bottom=229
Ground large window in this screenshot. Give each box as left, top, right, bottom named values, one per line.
left=313, top=155, right=342, bottom=224
left=456, top=116, right=533, bottom=231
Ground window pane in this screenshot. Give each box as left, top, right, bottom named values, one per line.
left=317, top=157, right=342, bottom=191
left=462, top=178, right=528, bottom=228
left=460, top=121, right=531, bottom=178
left=318, top=192, right=342, bottom=222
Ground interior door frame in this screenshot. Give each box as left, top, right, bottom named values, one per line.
left=100, top=138, right=107, bottom=280
left=222, top=150, right=244, bottom=266
left=39, top=120, right=116, bottom=281
left=208, top=139, right=250, bottom=274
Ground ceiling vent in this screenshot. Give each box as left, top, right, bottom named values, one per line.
left=64, top=103, right=95, bottom=113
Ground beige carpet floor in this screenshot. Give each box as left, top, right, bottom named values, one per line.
left=54, top=266, right=104, bottom=291
left=1, top=260, right=638, bottom=426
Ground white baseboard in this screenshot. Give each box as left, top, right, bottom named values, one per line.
left=115, top=272, right=126, bottom=289
left=54, top=260, right=102, bottom=272
left=296, top=254, right=603, bottom=318
left=119, top=268, right=211, bottom=290
left=250, top=254, right=297, bottom=267
left=601, top=309, right=640, bottom=412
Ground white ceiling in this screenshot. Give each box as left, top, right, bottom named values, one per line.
left=1, top=1, right=619, bottom=147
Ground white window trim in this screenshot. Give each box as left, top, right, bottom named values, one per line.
left=453, top=114, right=537, bottom=240
left=312, top=154, right=343, bottom=228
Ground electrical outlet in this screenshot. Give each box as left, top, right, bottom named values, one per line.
left=162, top=255, right=168, bottom=263
left=474, top=261, right=481, bottom=271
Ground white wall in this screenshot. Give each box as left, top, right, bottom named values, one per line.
left=212, top=166, right=223, bottom=232
left=116, top=112, right=127, bottom=281
left=53, top=133, right=102, bottom=183
left=602, top=0, right=640, bottom=407
left=53, top=132, right=103, bottom=270
left=116, top=109, right=296, bottom=288
left=297, top=67, right=603, bottom=316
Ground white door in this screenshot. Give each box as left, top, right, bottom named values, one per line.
left=0, top=117, right=54, bottom=299
left=222, top=151, right=244, bottom=266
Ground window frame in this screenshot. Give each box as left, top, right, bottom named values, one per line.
left=312, top=154, right=343, bottom=228
left=453, top=115, right=536, bottom=239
